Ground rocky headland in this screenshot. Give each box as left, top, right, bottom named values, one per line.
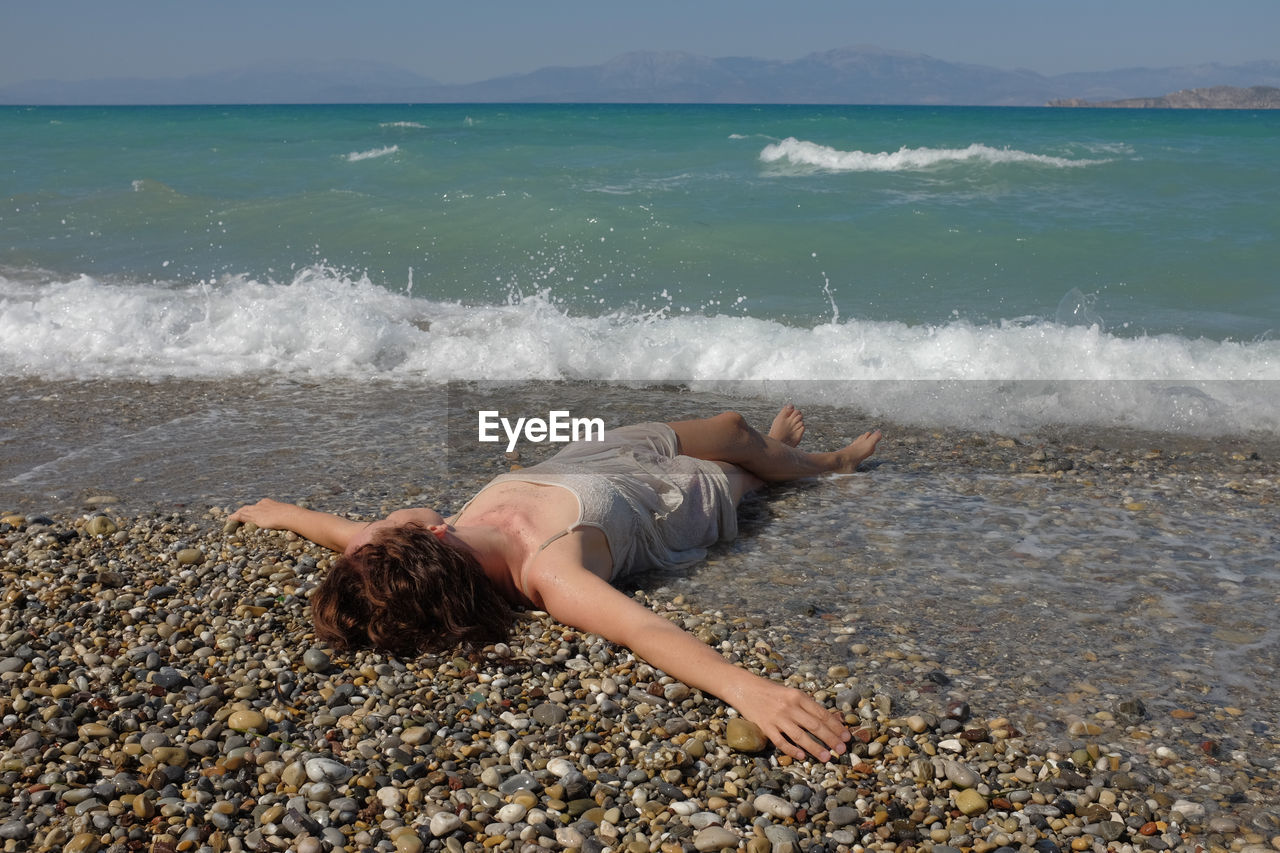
left=1049, top=86, right=1280, bottom=109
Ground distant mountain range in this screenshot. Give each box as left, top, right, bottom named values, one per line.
left=4, top=47, right=1280, bottom=106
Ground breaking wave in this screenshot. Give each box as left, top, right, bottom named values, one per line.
left=2, top=267, right=1276, bottom=436
left=760, top=138, right=1106, bottom=172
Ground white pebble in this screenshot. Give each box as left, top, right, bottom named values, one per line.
left=1172, top=799, right=1206, bottom=820
left=429, top=812, right=462, bottom=837
left=304, top=757, right=352, bottom=784
left=753, top=793, right=795, bottom=819
left=497, top=803, right=528, bottom=824
left=546, top=757, right=575, bottom=777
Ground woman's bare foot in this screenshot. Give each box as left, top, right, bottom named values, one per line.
left=832, top=430, right=882, bottom=473
left=769, top=404, right=806, bottom=447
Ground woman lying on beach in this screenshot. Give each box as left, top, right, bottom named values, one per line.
left=231, top=407, right=881, bottom=762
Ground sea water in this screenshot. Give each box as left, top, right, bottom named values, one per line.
left=2, top=103, right=1277, bottom=434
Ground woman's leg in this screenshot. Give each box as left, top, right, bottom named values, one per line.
left=668, top=409, right=880, bottom=483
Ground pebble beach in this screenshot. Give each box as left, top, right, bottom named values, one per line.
left=2, top=379, right=1278, bottom=853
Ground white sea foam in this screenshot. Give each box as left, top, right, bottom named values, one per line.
left=759, top=138, right=1105, bottom=172
left=2, top=268, right=1276, bottom=435
left=345, top=145, right=399, bottom=162
left=379, top=121, right=426, bottom=129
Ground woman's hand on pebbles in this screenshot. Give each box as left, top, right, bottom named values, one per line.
left=736, top=681, right=850, bottom=762
left=229, top=498, right=295, bottom=530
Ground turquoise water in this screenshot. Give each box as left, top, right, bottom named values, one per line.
left=2, top=104, right=1278, bottom=431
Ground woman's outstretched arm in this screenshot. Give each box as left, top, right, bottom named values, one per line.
left=533, top=562, right=850, bottom=762
left=230, top=499, right=366, bottom=553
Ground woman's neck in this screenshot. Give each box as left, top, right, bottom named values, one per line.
left=450, top=524, right=530, bottom=604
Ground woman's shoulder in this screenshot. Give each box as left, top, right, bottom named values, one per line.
left=521, top=528, right=615, bottom=603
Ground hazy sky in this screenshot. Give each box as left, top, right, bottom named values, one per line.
left=5, top=0, right=1278, bottom=87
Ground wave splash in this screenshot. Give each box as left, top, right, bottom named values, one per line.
left=345, top=145, right=399, bottom=162
left=760, top=137, right=1106, bottom=172
left=1, top=267, right=1276, bottom=435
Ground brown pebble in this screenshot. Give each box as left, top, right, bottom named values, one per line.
left=851, top=726, right=876, bottom=743
left=954, top=789, right=987, bottom=816
left=227, top=709, right=267, bottom=733
left=64, top=833, right=102, bottom=853
left=725, top=718, right=768, bottom=753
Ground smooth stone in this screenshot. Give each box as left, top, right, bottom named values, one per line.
left=85, top=516, right=118, bottom=536
left=401, top=726, right=431, bottom=745
left=753, top=793, right=795, bottom=819
left=152, top=666, right=186, bottom=689
left=496, top=803, right=527, bottom=824
left=955, top=789, right=989, bottom=816
left=764, top=825, right=800, bottom=846
left=228, top=709, right=268, bottom=733
left=1173, top=800, right=1206, bottom=821
left=555, top=827, right=585, bottom=849
left=498, top=773, right=539, bottom=794
left=430, top=812, right=462, bottom=837
left=531, top=703, right=567, bottom=726
left=65, top=833, right=102, bottom=853
left=176, top=547, right=205, bottom=564
left=303, top=649, right=332, bottom=673
left=546, top=757, right=575, bottom=777
left=0, top=821, right=32, bottom=841
left=377, top=786, right=404, bottom=809
left=1208, top=817, right=1238, bottom=833
left=694, top=826, right=739, bottom=851
left=139, top=731, right=171, bottom=751
left=726, top=718, right=768, bottom=753
left=151, top=747, right=189, bottom=766
left=664, top=683, right=690, bottom=702
left=78, top=723, right=114, bottom=739
left=829, top=806, right=859, bottom=827
left=305, top=758, right=353, bottom=785
left=945, top=759, right=980, bottom=788
left=394, top=831, right=425, bottom=853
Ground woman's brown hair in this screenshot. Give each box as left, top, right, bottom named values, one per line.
left=310, top=523, right=516, bottom=656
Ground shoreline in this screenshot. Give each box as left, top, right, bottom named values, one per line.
left=4, top=376, right=1278, bottom=516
